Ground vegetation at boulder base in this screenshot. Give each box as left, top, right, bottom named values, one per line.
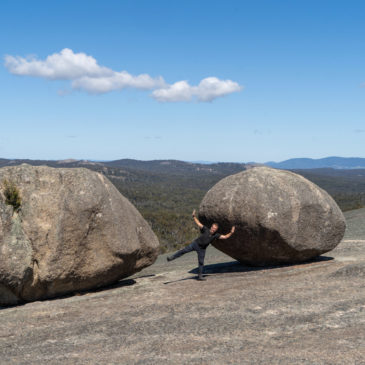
left=2, top=179, right=21, bottom=212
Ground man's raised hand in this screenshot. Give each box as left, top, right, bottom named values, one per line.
left=192, top=210, right=204, bottom=228
left=231, top=226, right=236, bottom=233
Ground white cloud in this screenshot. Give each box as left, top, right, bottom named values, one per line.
left=4, top=48, right=242, bottom=102
left=4, top=48, right=111, bottom=80
left=195, top=77, right=242, bottom=102
left=152, top=80, right=193, bottom=102
left=4, top=48, right=164, bottom=93
left=152, top=77, right=242, bottom=102
left=72, top=72, right=165, bottom=94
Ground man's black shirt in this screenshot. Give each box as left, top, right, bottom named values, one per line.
left=194, top=226, right=221, bottom=249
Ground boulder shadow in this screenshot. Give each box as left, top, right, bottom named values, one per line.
left=188, top=255, right=334, bottom=276
left=163, top=256, right=334, bottom=284
left=0, top=278, right=136, bottom=310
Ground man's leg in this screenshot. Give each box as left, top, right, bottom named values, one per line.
left=167, top=242, right=195, bottom=261
left=196, top=246, right=207, bottom=280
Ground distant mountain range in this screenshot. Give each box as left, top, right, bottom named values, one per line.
left=265, top=157, right=365, bottom=170
left=0, top=158, right=248, bottom=176
left=189, top=156, right=365, bottom=170
left=1, top=156, right=365, bottom=171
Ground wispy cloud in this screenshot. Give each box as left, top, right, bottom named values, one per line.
left=354, top=129, right=365, bottom=133
left=4, top=48, right=242, bottom=102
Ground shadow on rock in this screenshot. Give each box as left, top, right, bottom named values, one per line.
left=329, top=262, right=365, bottom=278
left=0, top=278, right=136, bottom=310
left=189, top=255, right=334, bottom=275
left=163, top=276, right=201, bottom=284
left=163, top=256, right=334, bottom=285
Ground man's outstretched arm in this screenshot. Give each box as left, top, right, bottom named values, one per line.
left=192, top=209, right=204, bottom=229
left=219, top=226, right=236, bottom=240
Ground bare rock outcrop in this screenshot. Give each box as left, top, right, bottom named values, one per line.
left=0, top=164, right=159, bottom=305
left=199, top=166, right=346, bottom=265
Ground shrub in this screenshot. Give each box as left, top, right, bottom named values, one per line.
left=2, top=179, right=21, bottom=212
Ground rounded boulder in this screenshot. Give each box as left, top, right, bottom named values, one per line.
left=0, top=164, right=159, bottom=305
left=199, top=167, right=346, bottom=265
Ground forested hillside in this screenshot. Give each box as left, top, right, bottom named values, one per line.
left=107, top=162, right=248, bottom=252
left=292, top=169, right=365, bottom=211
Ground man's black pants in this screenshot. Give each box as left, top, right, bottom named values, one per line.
left=170, top=241, right=206, bottom=274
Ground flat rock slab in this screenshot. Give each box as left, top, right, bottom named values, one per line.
left=0, top=209, right=365, bottom=364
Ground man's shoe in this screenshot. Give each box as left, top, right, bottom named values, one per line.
left=167, top=255, right=174, bottom=262
left=197, top=266, right=206, bottom=280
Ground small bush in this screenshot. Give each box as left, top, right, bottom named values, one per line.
left=2, top=179, right=21, bottom=212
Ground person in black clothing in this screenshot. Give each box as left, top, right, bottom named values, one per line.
left=167, top=209, right=235, bottom=281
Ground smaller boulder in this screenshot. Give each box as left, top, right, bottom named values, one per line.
left=199, top=167, right=346, bottom=265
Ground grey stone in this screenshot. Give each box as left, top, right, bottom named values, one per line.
left=0, top=164, right=159, bottom=305
left=199, top=166, right=346, bottom=265
left=330, top=262, right=365, bottom=278
left=1, top=212, right=364, bottom=364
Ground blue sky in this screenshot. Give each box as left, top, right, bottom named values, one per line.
left=1, top=0, right=364, bottom=163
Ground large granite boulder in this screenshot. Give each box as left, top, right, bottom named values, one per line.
left=0, top=164, right=159, bottom=305
left=199, top=166, right=346, bottom=265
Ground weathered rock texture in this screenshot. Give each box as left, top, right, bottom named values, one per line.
left=199, top=166, right=346, bottom=265
left=0, top=164, right=159, bottom=305
left=1, top=209, right=364, bottom=365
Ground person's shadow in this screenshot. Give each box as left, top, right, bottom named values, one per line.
left=163, top=255, right=333, bottom=284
